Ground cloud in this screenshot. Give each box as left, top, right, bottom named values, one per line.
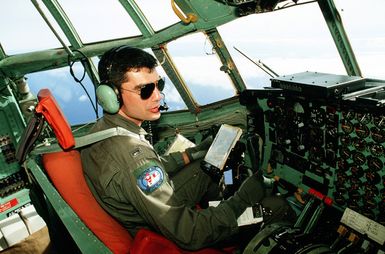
left=173, top=56, right=233, bottom=90
left=78, top=94, right=88, bottom=102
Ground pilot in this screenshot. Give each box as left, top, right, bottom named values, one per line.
left=81, top=46, right=295, bottom=251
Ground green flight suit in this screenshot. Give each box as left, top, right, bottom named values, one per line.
left=81, top=113, right=248, bottom=250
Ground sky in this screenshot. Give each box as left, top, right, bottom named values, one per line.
left=1, top=0, right=384, bottom=124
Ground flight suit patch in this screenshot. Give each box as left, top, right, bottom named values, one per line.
left=137, top=166, right=164, bottom=194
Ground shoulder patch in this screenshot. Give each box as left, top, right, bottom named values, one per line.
left=137, top=166, right=164, bottom=194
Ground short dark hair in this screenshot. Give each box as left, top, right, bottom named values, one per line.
left=98, top=46, right=158, bottom=88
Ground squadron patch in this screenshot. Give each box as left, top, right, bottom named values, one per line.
left=137, top=166, right=164, bottom=194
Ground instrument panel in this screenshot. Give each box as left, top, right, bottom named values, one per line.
left=241, top=72, right=385, bottom=226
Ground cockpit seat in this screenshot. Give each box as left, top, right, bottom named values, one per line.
left=17, top=88, right=233, bottom=254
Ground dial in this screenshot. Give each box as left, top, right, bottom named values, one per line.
left=352, top=151, right=366, bottom=165
left=356, top=112, right=372, bottom=124
left=340, top=135, right=351, bottom=146
left=371, top=127, right=385, bottom=143
left=373, top=115, right=385, bottom=129
left=355, top=123, right=370, bottom=139
left=340, top=147, right=352, bottom=160
left=342, top=110, right=355, bottom=121
left=333, top=191, right=346, bottom=205
left=365, top=170, right=381, bottom=184
left=350, top=165, right=364, bottom=178
left=341, top=120, right=354, bottom=134
left=369, top=143, right=384, bottom=156
left=367, top=156, right=383, bottom=172
left=337, top=159, right=349, bottom=171
left=309, top=107, right=325, bottom=127
left=352, top=138, right=367, bottom=152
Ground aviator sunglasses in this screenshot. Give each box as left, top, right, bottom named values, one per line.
left=120, top=77, right=165, bottom=100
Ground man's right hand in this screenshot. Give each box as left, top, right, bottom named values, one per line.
left=226, top=173, right=265, bottom=217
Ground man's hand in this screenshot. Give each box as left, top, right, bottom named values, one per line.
left=185, top=136, right=213, bottom=163
left=226, top=173, right=265, bottom=217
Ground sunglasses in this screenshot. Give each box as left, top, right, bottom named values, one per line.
left=120, top=77, right=165, bottom=100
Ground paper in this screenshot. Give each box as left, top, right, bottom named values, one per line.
left=164, top=134, right=195, bottom=155
left=209, top=201, right=263, bottom=226
left=204, top=124, right=242, bottom=170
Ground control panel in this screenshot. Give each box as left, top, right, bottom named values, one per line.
left=241, top=72, right=385, bottom=226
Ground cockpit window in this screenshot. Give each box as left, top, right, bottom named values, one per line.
left=218, top=2, right=346, bottom=89
left=167, top=32, right=236, bottom=105
left=0, top=0, right=68, bottom=54
left=335, top=0, right=385, bottom=80
left=58, top=0, right=141, bottom=43
left=134, top=0, right=180, bottom=31
left=26, top=65, right=100, bottom=125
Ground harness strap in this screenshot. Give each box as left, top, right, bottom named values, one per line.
left=32, top=126, right=151, bottom=154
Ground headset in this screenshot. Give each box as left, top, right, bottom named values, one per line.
left=96, top=46, right=128, bottom=114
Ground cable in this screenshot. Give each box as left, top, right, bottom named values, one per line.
left=67, top=50, right=99, bottom=119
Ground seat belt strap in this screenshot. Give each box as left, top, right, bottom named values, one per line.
left=32, top=127, right=150, bottom=154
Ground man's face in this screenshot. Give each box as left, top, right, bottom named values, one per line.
left=118, top=67, right=162, bottom=126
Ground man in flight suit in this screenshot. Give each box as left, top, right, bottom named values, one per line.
left=81, top=46, right=295, bottom=251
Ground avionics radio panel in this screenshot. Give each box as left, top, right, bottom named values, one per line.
left=271, top=71, right=365, bottom=99
left=240, top=72, right=385, bottom=226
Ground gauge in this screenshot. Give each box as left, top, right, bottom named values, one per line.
left=364, top=184, right=379, bottom=196
left=340, top=135, right=351, bottom=146
left=355, top=123, right=370, bottom=139
left=333, top=192, right=346, bottom=205
left=342, top=110, right=355, bottom=121
left=365, top=170, right=381, bottom=184
left=373, top=115, right=385, bottom=129
left=347, top=200, right=360, bottom=212
left=369, top=143, right=384, bottom=156
left=351, top=138, right=367, bottom=152
left=348, top=190, right=361, bottom=201
left=340, top=147, right=352, bottom=159
left=350, top=165, right=364, bottom=178
left=309, top=107, right=326, bottom=127
left=292, top=114, right=305, bottom=129
left=349, top=178, right=361, bottom=191
left=367, top=156, right=383, bottom=172
left=371, top=127, right=385, bottom=143
left=341, top=120, right=354, bottom=134
left=352, top=151, right=366, bottom=165
left=326, top=126, right=338, bottom=139
left=337, top=159, right=349, bottom=171
left=356, top=112, right=372, bottom=124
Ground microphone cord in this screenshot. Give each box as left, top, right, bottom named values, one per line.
left=68, top=50, right=99, bottom=119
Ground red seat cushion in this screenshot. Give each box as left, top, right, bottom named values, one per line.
left=42, top=150, right=132, bottom=254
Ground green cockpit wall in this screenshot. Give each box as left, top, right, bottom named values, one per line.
left=0, top=0, right=360, bottom=116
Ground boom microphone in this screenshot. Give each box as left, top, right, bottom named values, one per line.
left=159, top=92, right=169, bottom=111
